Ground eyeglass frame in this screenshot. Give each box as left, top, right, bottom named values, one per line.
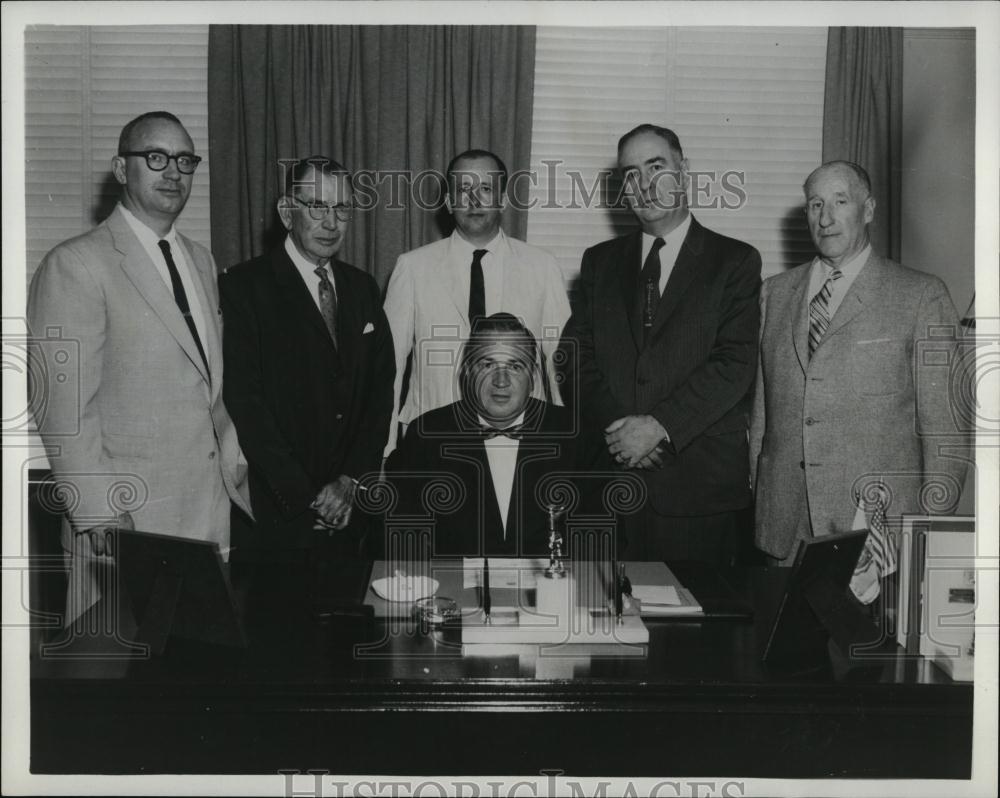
left=287, top=196, right=355, bottom=222
left=118, top=149, right=203, bottom=174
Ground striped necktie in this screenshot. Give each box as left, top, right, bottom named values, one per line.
left=807, top=267, right=842, bottom=358
left=314, top=265, right=338, bottom=349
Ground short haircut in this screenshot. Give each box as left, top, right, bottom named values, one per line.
left=446, top=149, right=509, bottom=194
left=803, top=160, right=872, bottom=197
left=617, top=124, right=684, bottom=161
left=118, top=111, right=186, bottom=154
left=459, top=312, right=538, bottom=400
left=283, top=156, right=354, bottom=197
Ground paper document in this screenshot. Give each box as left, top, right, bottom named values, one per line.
left=633, top=585, right=681, bottom=606
left=462, top=558, right=548, bottom=589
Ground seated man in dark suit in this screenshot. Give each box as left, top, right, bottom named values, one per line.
left=386, top=313, right=604, bottom=557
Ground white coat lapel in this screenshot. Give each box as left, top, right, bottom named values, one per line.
left=176, top=234, right=222, bottom=397
left=447, top=236, right=471, bottom=324
left=823, top=252, right=881, bottom=341
left=789, top=265, right=812, bottom=374
left=107, top=209, right=211, bottom=387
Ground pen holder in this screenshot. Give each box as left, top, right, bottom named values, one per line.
left=535, top=575, right=575, bottom=630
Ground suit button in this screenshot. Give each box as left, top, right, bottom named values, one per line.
left=805, top=417, right=816, bottom=426
left=208, top=451, right=216, bottom=459
left=335, top=413, right=344, bottom=420
left=799, top=460, right=805, bottom=469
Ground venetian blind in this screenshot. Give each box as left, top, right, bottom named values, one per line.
left=25, top=25, right=211, bottom=284
left=526, top=26, right=827, bottom=283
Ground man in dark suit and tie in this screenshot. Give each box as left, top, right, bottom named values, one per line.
left=220, top=157, right=395, bottom=557
left=386, top=314, right=604, bottom=557
left=560, top=124, right=762, bottom=564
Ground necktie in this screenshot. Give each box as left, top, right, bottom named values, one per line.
left=469, top=249, right=488, bottom=325
left=157, top=239, right=208, bottom=373
left=314, top=266, right=339, bottom=349
left=480, top=423, right=527, bottom=440
left=807, top=267, right=843, bottom=358
left=639, top=237, right=665, bottom=340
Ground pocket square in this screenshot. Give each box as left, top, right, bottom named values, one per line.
left=363, top=322, right=375, bottom=334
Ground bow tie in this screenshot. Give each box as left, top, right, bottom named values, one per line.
left=480, top=423, right=527, bottom=440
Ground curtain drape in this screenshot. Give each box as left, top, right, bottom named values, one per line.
left=207, top=25, right=537, bottom=288
left=822, top=27, right=903, bottom=261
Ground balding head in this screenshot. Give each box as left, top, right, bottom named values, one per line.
left=804, top=160, right=872, bottom=201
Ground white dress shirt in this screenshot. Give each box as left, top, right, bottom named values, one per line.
left=640, top=212, right=692, bottom=296
left=480, top=412, right=524, bottom=537
left=806, top=244, right=871, bottom=319
left=450, top=229, right=504, bottom=315
left=285, top=235, right=337, bottom=312
left=119, top=203, right=209, bottom=367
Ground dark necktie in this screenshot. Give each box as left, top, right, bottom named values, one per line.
left=807, top=267, right=843, bottom=359
left=157, top=239, right=208, bottom=373
left=639, top=237, right=665, bottom=341
left=314, top=265, right=339, bottom=349
left=469, top=249, right=488, bottom=325
left=480, top=423, right=527, bottom=440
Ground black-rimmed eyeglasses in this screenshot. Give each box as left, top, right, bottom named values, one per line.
left=290, top=197, right=354, bottom=222
left=119, top=150, right=202, bottom=174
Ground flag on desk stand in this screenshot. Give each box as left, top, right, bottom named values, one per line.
left=850, top=483, right=897, bottom=605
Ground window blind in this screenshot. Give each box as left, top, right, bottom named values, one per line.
left=526, top=26, right=827, bottom=282
left=24, top=25, right=212, bottom=284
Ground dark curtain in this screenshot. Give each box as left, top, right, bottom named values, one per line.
left=207, top=25, right=537, bottom=288
left=822, top=27, right=903, bottom=261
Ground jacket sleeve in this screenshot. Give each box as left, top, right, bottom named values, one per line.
left=27, top=243, right=118, bottom=532
left=558, top=247, right=628, bottom=431
left=382, top=253, right=416, bottom=456
left=748, top=278, right=770, bottom=488
left=220, top=272, right=316, bottom=518
left=338, top=277, right=396, bottom=482
left=650, top=246, right=762, bottom=453
left=538, top=253, right=572, bottom=406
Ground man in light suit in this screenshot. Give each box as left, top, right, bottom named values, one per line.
left=383, top=149, right=570, bottom=456
left=220, top=157, right=395, bottom=559
left=560, top=124, right=762, bottom=564
left=28, top=111, right=252, bottom=625
left=750, top=161, right=970, bottom=564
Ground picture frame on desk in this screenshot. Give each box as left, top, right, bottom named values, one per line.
left=896, top=515, right=976, bottom=681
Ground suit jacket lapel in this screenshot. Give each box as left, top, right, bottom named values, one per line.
left=108, top=208, right=211, bottom=386
left=790, top=265, right=813, bottom=374
left=617, top=231, right=643, bottom=351
left=271, top=247, right=339, bottom=359
left=177, top=234, right=221, bottom=395
left=823, top=252, right=882, bottom=341
left=330, top=260, right=357, bottom=369
left=649, top=216, right=703, bottom=339
left=448, top=236, right=471, bottom=323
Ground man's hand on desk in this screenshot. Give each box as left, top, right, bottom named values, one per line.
left=311, top=475, right=356, bottom=531
left=605, top=415, right=669, bottom=469
left=77, top=511, right=135, bottom=557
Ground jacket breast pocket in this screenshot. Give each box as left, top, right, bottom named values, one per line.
left=852, top=338, right=910, bottom=396
left=102, top=416, right=155, bottom=460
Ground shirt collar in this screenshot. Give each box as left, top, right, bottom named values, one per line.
left=643, top=212, right=692, bottom=251
left=285, top=235, right=332, bottom=279
left=478, top=411, right=526, bottom=431
left=451, top=228, right=505, bottom=260
left=118, top=202, right=178, bottom=247
left=814, top=243, right=872, bottom=278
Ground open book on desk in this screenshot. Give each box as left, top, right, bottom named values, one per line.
left=627, top=561, right=702, bottom=616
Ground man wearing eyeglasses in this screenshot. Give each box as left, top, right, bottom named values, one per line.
left=27, top=111, right=253, bottom=626
left=219, top=157, right=394, bottom=562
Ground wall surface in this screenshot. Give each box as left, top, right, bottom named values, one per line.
left=901, top=29, right=976, bottom=318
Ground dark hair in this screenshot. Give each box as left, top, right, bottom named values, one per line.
left=617, top=124, right=684, bottom=161
left=282, top=156, right=354, bottom=198
left=803, top=160, right=872, bottom=197
left=118, top=111, right=186, bottom=154
left=446, top=149, right=509, bottom=195
left=458, top=313, right=538, bottom=401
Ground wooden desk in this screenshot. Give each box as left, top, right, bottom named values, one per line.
left=30, top=558, right=971, bottom=778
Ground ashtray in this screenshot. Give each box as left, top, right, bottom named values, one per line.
left=413, top=595, right=459, bottom=627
